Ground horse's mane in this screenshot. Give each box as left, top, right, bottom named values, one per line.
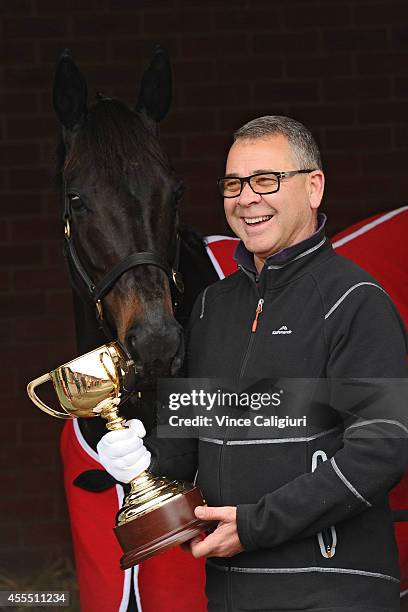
left=57, top=98, right=173, bottom=184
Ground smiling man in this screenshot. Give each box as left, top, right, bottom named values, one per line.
left=97, top=116, right=408, bottom=611
left=221, top=121, right=324, bottom=272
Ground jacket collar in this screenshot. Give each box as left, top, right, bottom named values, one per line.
left=234, top=213, right=332, bottom=286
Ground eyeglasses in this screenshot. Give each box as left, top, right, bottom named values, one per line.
left=217, top=169, right=316, bottom=198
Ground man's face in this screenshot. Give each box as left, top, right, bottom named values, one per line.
left=224, top=134, right=324, bottom=269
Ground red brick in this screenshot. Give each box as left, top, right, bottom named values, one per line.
left=0, top=0, right=32, bottom=13
left=11, top=217, right=60, bottom=243
left=325, top=126, right=392, bottom=150
left=73, top=13, right=141, bottom=37
left=45, top=290, right=73, bottom=314
left=286, top=54, right=352, bottom=78
left=182, top=83, right=250, bottom=108
left=323, top=152, right=362, bottom=174
left=355, top=3, right=408, bottom=26
left=0, top=269, right=11, bottom=291
left=391, top=26, right=408, bottom=49
left=215, top=7, right=282, bottom=30
left=286, top=104, right=356, bottom=127
left=0, top=294, right=46, bottom=318
left=6, top=115, right=55, bottom=140
left=0, top=41, right=35, bottom=64
left=0, top=143, right=42, bottom=166
left=0, top=91, right=40, bottom=114
left=394, top=125, right=408, bottom=148
left=252, top=79, right=318, bottom=104
left=0, top=244, right=44, bottom=266
left=284, top=3, right=351, bottom=28
left=322, top=28, right=387, bottom=52
left=13, top=316, right=75, bottom=342
left=111, top=37, right=179, bottom=62
left=142, top=9, right=212, bottom=34
left=360, top=150, right=408, bottom=173
left=252, top=30, right=319, bottom=55
left=76, top=63, right=142, bottom=91
left=110, top=0, right=175, bottom=7
left=182, top=133, right=231, bottom=159
left=13, top=266, right=66, bottom=291
left=0, top=320, right=12, bottom=343
left=173, top=59, right=216, bottom=85
left=165, top=109, right=217, bottom=133
left=39, top=39, right=108, bottom=64
left=216, top=108, right=259, bottom=133
left=0, top=193, right=40, bottom=217
left=180, top=34, right=250, bottom=59
left=323, top=77, right=389, bottom=102
left=8, top=166, right=51, bottom=191
left=356, top=52, right=408, bottom=75
left=22, top=521, right=72, bottom=547
left=36, top=0, right=103, bottom=11
left=394, top=77, right=408, bottom=98
left=357, top=101, right=408, bottom=124
left=4, top=66, right=55, bottom=90
left=216, top=57, right=284, bottom=83
left=0, top=219, right=10, bottom=242
left=2, top=17, right=67, bottom=39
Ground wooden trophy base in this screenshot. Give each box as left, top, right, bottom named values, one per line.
left=114, top=486, right=212, bottom=569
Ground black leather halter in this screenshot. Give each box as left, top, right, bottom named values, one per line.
left=62, top=184, right=184, bottom=336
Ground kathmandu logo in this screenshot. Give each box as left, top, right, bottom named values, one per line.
left=272, top=325, right=293, bottom=335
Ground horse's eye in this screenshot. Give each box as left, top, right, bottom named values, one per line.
left=68, top=193, right=86, bottom=212
left=174, top=183, right=184, bottom=201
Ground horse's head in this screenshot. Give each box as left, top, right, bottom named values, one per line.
left=53, top=48, right=184, bottom=383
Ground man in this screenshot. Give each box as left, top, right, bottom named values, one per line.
left=98, top=116, right=408, bottom=611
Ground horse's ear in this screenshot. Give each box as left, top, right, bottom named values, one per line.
left=53, top=49, right=88, bottom=131
left=136, top=46, right=172, bottom=123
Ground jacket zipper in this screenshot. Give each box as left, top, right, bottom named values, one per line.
left=219, top=296, right=264, bottom=504
left=239, top=297, right=264, bottom=378
left=311, top=450, right=337, bottom=558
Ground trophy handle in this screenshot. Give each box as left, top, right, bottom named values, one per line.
left=27, top=373, right=72, bottom=420
left=100, top=350, right=118, bottom=388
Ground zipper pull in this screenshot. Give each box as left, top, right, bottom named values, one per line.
left=251, top=298, right=264, bottom=333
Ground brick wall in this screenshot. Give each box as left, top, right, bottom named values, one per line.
left=1, top=0, right=407, bottom=573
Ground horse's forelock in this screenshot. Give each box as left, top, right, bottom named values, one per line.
left=62, top=98, right=171, bottom=185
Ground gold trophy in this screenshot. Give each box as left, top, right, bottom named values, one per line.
left=27, top=342, right=209, bottom=569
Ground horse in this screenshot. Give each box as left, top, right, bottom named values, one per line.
left=53, top=47, right=224, bottom=612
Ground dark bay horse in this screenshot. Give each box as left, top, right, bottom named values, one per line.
left=53, top=48, right=219, bottom=432
left=53, top=48, right=219, bottom=611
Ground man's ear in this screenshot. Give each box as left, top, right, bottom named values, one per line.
left=309, top=171, right=325, bottom=210
left=135, top=45, right=172, bottom=123
left=53, top=49, right=88, bottom=131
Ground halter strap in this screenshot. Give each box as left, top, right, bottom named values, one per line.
left=62, top=185, right=184, bottom=331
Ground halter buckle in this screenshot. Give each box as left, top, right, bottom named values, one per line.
left=172, top=269, right=184, bottom=294
left=96, top=299, right=103, bottom=320
left=64, top=218, right=71, bottom=239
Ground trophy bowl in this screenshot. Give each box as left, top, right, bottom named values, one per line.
left=27, top=342, right=211, bottom=568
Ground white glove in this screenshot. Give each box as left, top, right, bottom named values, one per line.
left=96, top=419, right=151, bottom=484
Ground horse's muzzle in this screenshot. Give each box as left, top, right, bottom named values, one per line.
left=125, top=318, right=184, bottom=380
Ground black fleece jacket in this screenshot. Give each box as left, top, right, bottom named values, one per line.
left=146, top=218, right=408, bottom=611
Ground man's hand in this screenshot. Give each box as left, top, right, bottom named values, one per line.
left=188, top=506, right=244, bottom=558
left=96, top=419, right=151, bottom=483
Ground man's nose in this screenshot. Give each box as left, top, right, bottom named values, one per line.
left=237, top=181, right=262, bottom=207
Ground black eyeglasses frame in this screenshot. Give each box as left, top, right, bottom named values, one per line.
left=218, top=169, right=317, bottom=198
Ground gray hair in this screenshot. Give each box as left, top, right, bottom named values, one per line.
left=233, top=115, right=323, bottom=171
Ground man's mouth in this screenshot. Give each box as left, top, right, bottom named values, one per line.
left=243, top=215, right=273, bottom=225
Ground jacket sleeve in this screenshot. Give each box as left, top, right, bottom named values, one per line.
left=143, top=292, right=205, bottom=483
left=237, top=286, right=408, bottom=551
